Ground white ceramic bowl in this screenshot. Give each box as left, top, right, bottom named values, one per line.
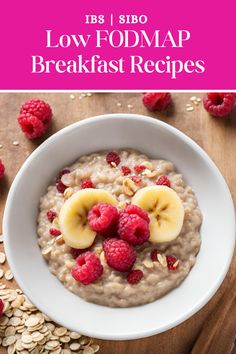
left=3, top=114, right=235, bottom=340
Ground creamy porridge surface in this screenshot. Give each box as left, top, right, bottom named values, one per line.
left=37, top=150, right=202, bottom=307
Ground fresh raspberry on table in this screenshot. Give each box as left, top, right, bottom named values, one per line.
left=17, top=99, right=52, bottom=139
left=121, top=166, right=131, bottom=176
left=203, top=93, right=236, bottom=117
left=106, top=152, right=120, bottom=167
left=156, top=175, right=171, bottom=187
left=56, top=169, right=70, bottom=193
left=150, top=248, right=159, bottom=262
left=47, top=210, right=57, bottom=223
left=20, top=99, right=52, bottom=128
left=103, top=238, right=136, bottom=272
left=122, top=204, right=150, bottom=223
left=0, top=160, right=5, bottom=179
left=88, top=203, right=119, bottom=236
left=127, top=269, right=144, bottom=284
left=142, top=92, right=172, bottom=111
left=166, top=255, right=179, bottom=270
left=0, top=299, right=4, bottom=317
left=134, top=165, right=145, bottom=173
left=49, top=228, right=61, bottom=237
left=17, top=114, right=46, bottom=139
left=118, top=208, right=150, bottom=246
left=71, top=251, right=103, bottom=285
left=81, top=179, right=94, bottom=189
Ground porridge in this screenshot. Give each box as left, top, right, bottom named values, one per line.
left=37, top=149, right=202, bottom=307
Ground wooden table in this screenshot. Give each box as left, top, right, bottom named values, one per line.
left=0, top=92, right=235, bottom=354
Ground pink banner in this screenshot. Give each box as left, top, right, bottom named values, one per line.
left=0, top=0, right=235, bottom=90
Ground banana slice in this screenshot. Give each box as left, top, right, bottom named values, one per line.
left=59, top=188, right=117, bottom=249
left=132, top=185, right=184, bottom=243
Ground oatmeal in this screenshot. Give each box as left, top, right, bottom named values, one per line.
left=37, top=150, right=202, bottom=307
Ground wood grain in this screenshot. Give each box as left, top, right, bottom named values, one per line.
left=0, top=92, right=235, bottom=354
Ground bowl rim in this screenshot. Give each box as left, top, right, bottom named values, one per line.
left=3, top=113, right=236, bottom=340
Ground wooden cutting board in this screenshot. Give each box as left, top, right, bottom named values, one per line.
left=0, top=92, right=235, bottom=354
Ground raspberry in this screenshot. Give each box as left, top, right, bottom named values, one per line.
left=150, top=248, right=159, bottom=261
left=0, top=160, right=5, bottom=179
left=134, top=165, right=145, bottom=173
left=143, top=92, right=171, bottom=111
left=122, top=204, right=150, bottom=223
left=49, top=228, right=61, bottom=237
left=0, top=299, right=4, bottom=317
left=17, top=113, right=46, bottom=139
left=130, top=176, right=142, bottom=184
left=156, top=175, right=171, bottom=187
left=166, top=255, right=179, bottom=270
left=71, top=251, right=103, bottom=285
left=56, top=169, right=70, bottom=193
left=103, top=238, right=136, bottom=272
left=20, top=99, right=52, bottom=128
left=47, top=210, right=57, bottom=223
left=88, top=203, right=119, bottom=236
left=118, top=210, right=150, bottom=246
left=203, top=93, right=235, bottom=117
left=121, top=166, right=131, bottom=176
left=106, top=152, right=120, bottom=167
left=81, top=179, right=94, bottom=189
left=127, top=269, right=144, bottom=284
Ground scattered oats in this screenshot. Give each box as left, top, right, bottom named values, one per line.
left=0, top=252, right=6, bottom=264
left=9, top=317, right=21, bottom=326
left=110, top=162, right=117, bottom=168
left=186, top=107, right=194, bottom=112
left=83, top=348, right=94, bottom=354
left=45, top=340, right=60, bottom=348
left=91, top=344, right=100, bottom=353
left=116, top=102, right=122, bottom=107
left=54, top=327, right=67, bottom=337
left=69, top=332, right=81, bottom=340
left=0, top=268, right=4, bottom=278
left=15, top=339, right=24, bottom=351
left=87, top=93, right=92, bottom=97
left=5, top=270, right=14, bottom=281
left=190, top=96, right=197, bottom=101
left=143, top=259, right=154, bottom=268
left=196, top=98, right=201, bottom=102
left=13, top=141, right=19, bottom=146
left=7, top=344, right=15, bottom=354
left=0, top=144, right=3, bottom=149
left=193, top=100, right=199, bottom=105
left=127, top=104, right=133, bottom=109
left=186, top=103, right=191, bottom=107
left=62, top=350, right=71, bottom=354
left=5, top=326, right=16, bottom=336
left=0, top=234, right=3, bottom=242
left=70, top=94, right=75, bottom=100
left=22, top=334, right=33, bottom=344
left=69, top=343, right=80, bottom=351
left=4, top=335, right=16, bottom=346
left=60, top=336, right=70, bottom=343
left=25, top=317, right=40, bottom=327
